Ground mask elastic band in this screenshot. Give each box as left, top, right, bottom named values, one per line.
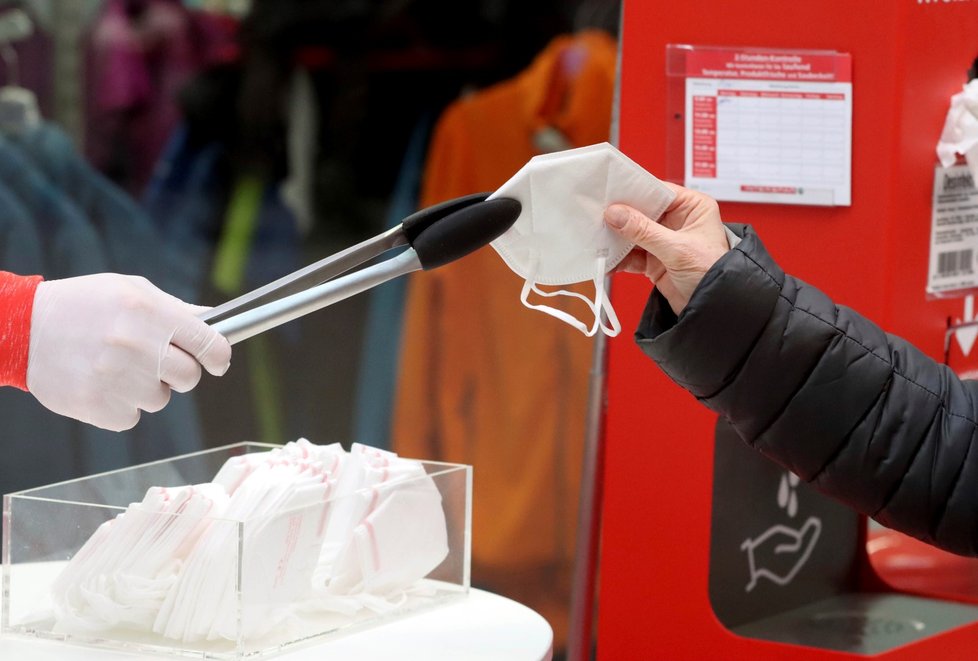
left=592, top=255, right=621, bottom=337
left=520, top=254, right=621, bottom=337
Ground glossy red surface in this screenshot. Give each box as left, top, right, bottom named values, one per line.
left=599, top=2, right=978, bottom=658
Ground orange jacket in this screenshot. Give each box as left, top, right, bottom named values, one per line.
left=392, top=31, right=617, bottom=647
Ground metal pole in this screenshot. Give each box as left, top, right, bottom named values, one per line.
left=568, top=11, right=623, bottom=655
left=567, top=285, right=610, bottom=661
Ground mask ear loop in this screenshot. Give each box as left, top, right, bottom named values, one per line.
left=592, top=255, right=622, bottom=337
left=520, top=252, right=619, bottom=337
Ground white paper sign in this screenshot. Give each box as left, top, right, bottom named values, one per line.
left=682, top=48, right=852, bottom=206
left=928, top=164, right=978, bottom=296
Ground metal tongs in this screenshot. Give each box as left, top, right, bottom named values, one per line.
left=201, top=192, right=521, bottom=344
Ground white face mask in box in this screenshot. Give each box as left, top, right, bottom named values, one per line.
left=488, top=142, right=676, bottom=337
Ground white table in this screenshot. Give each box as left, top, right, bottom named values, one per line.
left=1, top=588, right=553, bottom=660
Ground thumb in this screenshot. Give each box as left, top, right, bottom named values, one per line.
left=604, top=204, right=680, bottom=262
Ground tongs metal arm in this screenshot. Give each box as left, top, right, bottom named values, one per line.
left=202, top=192, right=519, bottom=345
left=199, top=225, right=407, bottom=324
left=199, top=191, right=491, bottom=324
left=212, top=249, right=422, bottom=345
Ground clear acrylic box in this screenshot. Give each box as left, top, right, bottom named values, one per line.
left=2, top=442, right=472, bottom=658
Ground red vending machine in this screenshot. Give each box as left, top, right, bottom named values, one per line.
left=599, top=1, right=978, bottom=658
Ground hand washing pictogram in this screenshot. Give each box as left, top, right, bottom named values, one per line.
left=741, top=471, right=822, bottom=592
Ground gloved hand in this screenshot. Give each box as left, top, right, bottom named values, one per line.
left=26, top=274, right=232, bottom=431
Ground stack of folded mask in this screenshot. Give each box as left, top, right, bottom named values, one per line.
left=50, top=440, right=449, bottom=643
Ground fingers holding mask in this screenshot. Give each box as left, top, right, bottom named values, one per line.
left=605, top=204, right=677, bottom=261
left=614, top=247, right=667, bottom=283
left=605, top=186, right=729, bottom=316
left=613, top=247, right=647, bottom=274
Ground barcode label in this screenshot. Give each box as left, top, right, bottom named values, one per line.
left=929, top=165, right=978, bottom=296
left=938, top=249, right=974, bottom=277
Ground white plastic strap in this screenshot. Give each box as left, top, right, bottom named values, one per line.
left=520, top=254, right=621, bottom=337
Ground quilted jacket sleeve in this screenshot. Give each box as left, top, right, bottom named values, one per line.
left=636, top=224, right=978, bottom=556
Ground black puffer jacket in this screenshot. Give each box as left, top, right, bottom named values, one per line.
left=636, top=224, right=978, bottom=557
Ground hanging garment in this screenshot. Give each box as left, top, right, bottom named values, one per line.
left=0, top=138, right=108, bottom=279
left=5, top=127, right=205, bottom=467
left=9, top=123, right=194, bottom=300
left=143, top=128, right=303, bottom=446
left=0, top=183, right=74, bottom=494
left=0, top=141, right=141, bottom=479
left=0, top=135, right=205, bottom=483
left=85, top=0, right=202, bottom=193
left=352, top=114, right=434, bottom=449
left=143, top=123, right=228, bottom=295
left=210, top=174, right=300, bottom=444
left=390, top=31, right=617, bottom=649
left=0, top=185, right=45, bottom=277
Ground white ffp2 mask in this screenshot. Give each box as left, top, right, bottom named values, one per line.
left=489, top=142, right=675, bottom=336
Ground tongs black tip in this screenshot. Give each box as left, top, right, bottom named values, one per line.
left=401, top=191, right=491, bottom=243
left=413, top=197, right=521, bottom=270
left=202, top=191, right=520, bottom=340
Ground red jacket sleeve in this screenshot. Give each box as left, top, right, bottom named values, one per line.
left=0, top=271, right=43, bottom=390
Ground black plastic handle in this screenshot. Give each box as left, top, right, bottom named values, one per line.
left=412, top=197, right=522, bottom=270
left=401, top=191, right=491, bottom=244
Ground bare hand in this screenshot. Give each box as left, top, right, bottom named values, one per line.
left=604, top=183, right=729, bottom=315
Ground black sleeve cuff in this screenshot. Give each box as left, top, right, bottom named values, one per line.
left=634, top=224, right=785, bottom=398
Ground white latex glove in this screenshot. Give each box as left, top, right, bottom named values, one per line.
left=26, top=274, right=232, bottom=431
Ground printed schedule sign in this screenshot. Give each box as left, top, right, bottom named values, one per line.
left=682, top=48, right=853, bottom=206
